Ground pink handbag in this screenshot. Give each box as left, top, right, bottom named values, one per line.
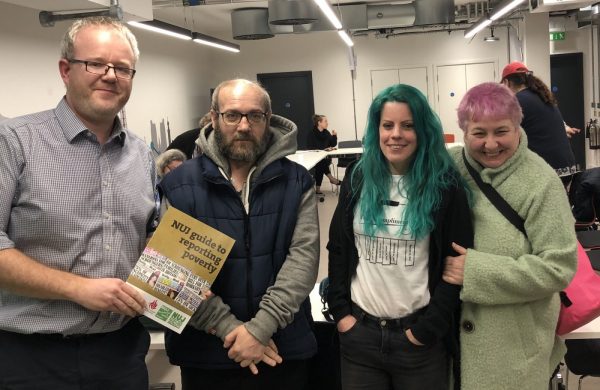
left=556, top=242, right=600, bottom=336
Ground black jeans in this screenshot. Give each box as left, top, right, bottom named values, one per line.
left=314, top=157, right=332, bottom=186
left=339, top=305, right=449, bottom=390
left=181, top=359, right=309, bottom=390
left=0, top=319, right=150, bottom=390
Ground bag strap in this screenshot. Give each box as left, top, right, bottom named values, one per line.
left=462, top=149, right=527, bottom=238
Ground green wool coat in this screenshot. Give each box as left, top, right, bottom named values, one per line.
left=449, top=131, right=577, bottom=390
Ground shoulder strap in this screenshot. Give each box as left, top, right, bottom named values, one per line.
left=462, top=149, right=527, bottom=238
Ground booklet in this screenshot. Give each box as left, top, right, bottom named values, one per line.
left=126, top=207, right=235, bottom=333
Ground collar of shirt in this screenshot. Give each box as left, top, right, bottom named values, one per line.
left=55, top=97, right=126, bottom=146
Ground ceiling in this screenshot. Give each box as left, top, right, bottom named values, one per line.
left=0, top=0, right=562, bottom=41
left=152, top=0, right=501, bottom=39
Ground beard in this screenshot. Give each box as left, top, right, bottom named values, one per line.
left=214, top=121, right=272, bottom=163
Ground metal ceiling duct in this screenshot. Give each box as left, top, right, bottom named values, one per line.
left=232, top=8, right=274, bottom=40
left=414, top=0, right=455, bottom=25
left=367, top=4, right=415, bottom=29
left=267, top=0, right=319, bottom=26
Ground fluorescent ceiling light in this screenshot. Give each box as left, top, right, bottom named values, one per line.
left=128, top=20, right=191, bottom=40
left=338, top=30, right=354, bottom=47
left=490, top=0, right=526, bottom=21
left=192, top=32, right=240, bottom=53
left=313, top=0, right=343, bottom=29
left=464, top=18, right=492, bottom=39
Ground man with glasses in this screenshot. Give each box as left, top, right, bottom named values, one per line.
left=0, top=17, right=156, bottom=389
left=159, top=79, right=319, bottom=389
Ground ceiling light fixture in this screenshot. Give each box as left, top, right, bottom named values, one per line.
left=313, top=0, right=342, bottom=29
left=490, top=0, right=526, bottom=21
left=128, top=20, right=191, bottom=40
left=464, top=0, right=525, bottom=39
left=192, top=32, right=240, bottom=53
left=464, top=18, right=492, bottom=39
left=338, top=30, right=354, bottom=47
left=313, top=0, right=354, bottom=47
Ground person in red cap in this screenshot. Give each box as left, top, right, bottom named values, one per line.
left=500, top=61, right=578, bottom=187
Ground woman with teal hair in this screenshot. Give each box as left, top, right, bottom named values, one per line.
left=327, top=84, right=473, bottom=390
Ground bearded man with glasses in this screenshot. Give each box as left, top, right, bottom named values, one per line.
left=0, top=17, right=157, bottom=389
left=159, top=78, right=319, bottom=390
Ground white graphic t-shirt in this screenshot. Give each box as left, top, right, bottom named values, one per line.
left=350, top=175, right=430, bottom=318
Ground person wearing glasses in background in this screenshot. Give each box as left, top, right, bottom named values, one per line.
left=0, top=17, right=157, bottom=389
left=159, top=78, right=319, bottom=390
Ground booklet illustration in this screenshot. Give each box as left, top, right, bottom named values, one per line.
left=127, top=207, right=235, bottom=333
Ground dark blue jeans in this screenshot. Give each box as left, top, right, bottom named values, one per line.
left=339, top=307, right=449, bottom=390
left=0, top=319, right=150, bottom=390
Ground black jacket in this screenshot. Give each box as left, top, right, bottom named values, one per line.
left=327, top=162, right=473, bottom=388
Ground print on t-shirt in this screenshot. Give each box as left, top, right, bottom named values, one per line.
left=355, top=199, right=416, bottom=267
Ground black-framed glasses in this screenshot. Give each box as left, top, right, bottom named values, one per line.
left=217, top=111, right=268, bottom=126
left=68, top=59, right=136, bottom=80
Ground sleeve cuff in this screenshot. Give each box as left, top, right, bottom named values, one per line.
left=244, top=309, right=279, bottom=345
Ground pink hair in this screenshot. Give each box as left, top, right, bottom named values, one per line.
left=457, top=82, right=523, bottom=131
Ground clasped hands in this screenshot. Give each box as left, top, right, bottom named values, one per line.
left=223, top=324, right=283, bottom=375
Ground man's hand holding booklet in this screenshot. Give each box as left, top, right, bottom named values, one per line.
left=126, top=207, right=235, bottom=333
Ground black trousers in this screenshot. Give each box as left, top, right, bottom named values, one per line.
left=0, top=318, right=150, bottom=390
left=181, top=359, right=309, bottom=390
left=314, top=158, right=332, bottom=186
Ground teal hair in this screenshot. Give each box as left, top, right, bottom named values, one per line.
left=352, top=84, right=463, bottom=239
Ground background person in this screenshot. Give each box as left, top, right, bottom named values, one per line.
left=327, top=84, right=473, bottom=390
left=159, top=79, right=319, bottom=390
left=501, top=61, right=578, bottom=186
left=446, top=82, right=577, bottom=390
left=307, top=114, right=342, bottom=194
left=0, top=17, right=156, bottom=389
left=167, top=112, right=212, bottom=159
left=156, top=148, right=186, bottom=179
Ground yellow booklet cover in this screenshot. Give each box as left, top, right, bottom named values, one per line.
left=127, top=207, right=235, bottom=333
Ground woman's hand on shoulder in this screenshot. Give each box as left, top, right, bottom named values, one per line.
left=336, top=314, right=357, bottom=333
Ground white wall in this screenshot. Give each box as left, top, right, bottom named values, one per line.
left=0, top=1, right=213, bottom=146
left=3, top=1, right=587, bottom=156
left=210, top=28, right=511, bottom=143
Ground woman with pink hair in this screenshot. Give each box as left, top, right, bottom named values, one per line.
left=444, top=82, right=577, bottom=389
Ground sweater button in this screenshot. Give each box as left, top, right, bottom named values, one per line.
left=462, top=320, right=474, bottom=333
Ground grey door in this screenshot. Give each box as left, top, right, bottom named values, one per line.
left=257, top=71, right=315, bottom=150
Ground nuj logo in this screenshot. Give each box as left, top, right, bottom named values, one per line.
left=149, top=300, right=158, bottom=310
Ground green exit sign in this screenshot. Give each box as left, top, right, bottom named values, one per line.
left=550, top=32, right=566, bottom=41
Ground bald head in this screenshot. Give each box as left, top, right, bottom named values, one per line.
left=211, top=79, right=271, bottom=114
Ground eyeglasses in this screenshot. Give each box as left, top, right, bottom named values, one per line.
left=68, top=59, right=136, bottom=80
left=217, top=111, right=268, bottom=126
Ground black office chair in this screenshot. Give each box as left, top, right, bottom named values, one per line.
left=564, top=339, right=600, bottom=390
left=335, top=140, right=362, bottom=180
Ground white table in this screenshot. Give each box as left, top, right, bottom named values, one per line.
left=287, top=143, right=464, bottom=171
left=286, top=150, right=329, bottom=170
left=327, top=147, right=363, bottom=157
left=563, top=316, right=600, bottom=339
